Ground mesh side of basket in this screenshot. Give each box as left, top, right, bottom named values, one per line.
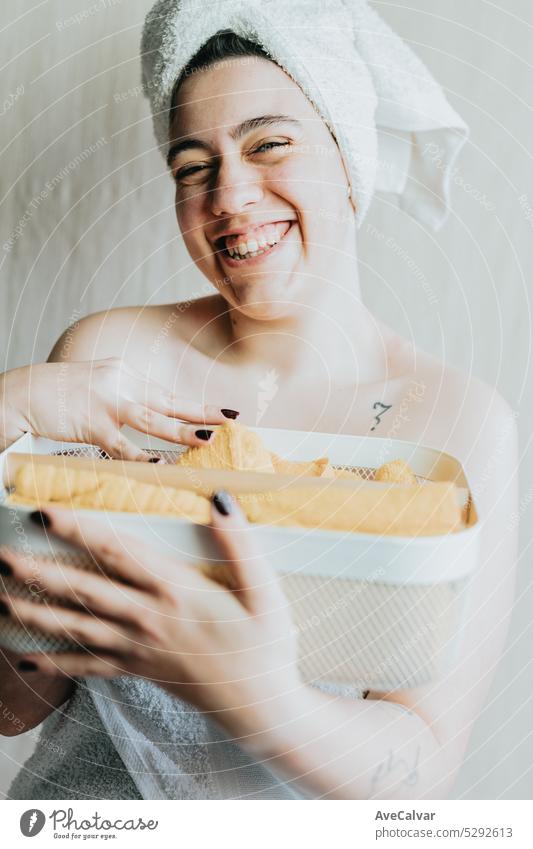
left=0, top=546, right=465, bottom=690
left=281, top=573, right=465, bottom=690
left=52, top=445, right=382, bottom=480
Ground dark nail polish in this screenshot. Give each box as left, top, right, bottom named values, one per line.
left=0, top=599, right=10, bottom=617
left=18, top=660, right=38, bottom=672
left=213, top=490, right=234, bottom=516
left=148, top=457, right=161, bottom=463
left=29, top=511, right=50, bottom=529
left=0, top=560, right=13, bottom=577
left=221, top=409, right=240, bottom=420
left=195, top=429, right=213, bottom=441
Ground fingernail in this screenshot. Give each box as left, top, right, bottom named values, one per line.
left=213, top=490, right=234, bottom=516
left=29, top=511, right=50, bottom=529
left=0, top=560, right=13, bottom=577
left=18, top=660, right=38, bottom=672
left=221, top=409, right=240, bottom=420
left=0, top=599, right=10, bottom=617
left=195, top=429, right=213, bottom=441
left=148, top=457, right=161, bottom=463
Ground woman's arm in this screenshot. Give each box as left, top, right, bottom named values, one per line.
left=0, top=310, right=233, bottom=458
left=0, top=648, right=74, bottom=736
left=237, top=381, right=519, bottom=798
left=0, top=309, right=236, bottom=734
left=234, top=684, right=441, bottom=799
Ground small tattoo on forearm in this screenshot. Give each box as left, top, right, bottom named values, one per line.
left=370, top=745, right=421, bottom=795
left=371, top=401, right=392, bottom=431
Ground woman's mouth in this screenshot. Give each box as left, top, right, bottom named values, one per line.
left=215, top=220, right=295, bottom=267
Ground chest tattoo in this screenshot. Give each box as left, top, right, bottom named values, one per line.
left=371, top=401, right=392, bottom=431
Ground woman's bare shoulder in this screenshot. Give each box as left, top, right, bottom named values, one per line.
left=406, top=347, right=517, bottom=469
left=49, top=305, right=158, bottom=362
left=48, top=298, right=221, bottom=363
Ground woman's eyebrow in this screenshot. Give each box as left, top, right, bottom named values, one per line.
left=166, top=115, right=302, bottom=167
left=228, top=114, right=302, bottom=140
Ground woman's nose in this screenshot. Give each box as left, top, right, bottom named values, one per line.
left=208, top=155, right=263, bottom=216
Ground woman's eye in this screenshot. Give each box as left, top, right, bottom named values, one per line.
left=173, top=141, right=290, bottom=183
left=174, top=164, right=210, bottom=182
left=252, top=140, right=290, bottom=154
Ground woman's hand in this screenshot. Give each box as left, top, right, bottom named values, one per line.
left=0, top=495, right=302, bottom=743
left=0, top=359, right=237, bottom=458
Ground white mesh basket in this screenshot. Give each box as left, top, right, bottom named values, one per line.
left=0, top=427, right=480, bottom=691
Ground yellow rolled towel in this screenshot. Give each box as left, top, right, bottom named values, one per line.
left=239, top=481, right=461, bottom=537
left=8, top=462, right=461, bottom=536
left=270, top=453, right=335, bottom=478
left=13, top=463, right=100, bottom=503
left=7, top=422, right=459, bottom=536
left=176, top=421, right=274, bottom=473
left=10, top=464, right=211, bottom=523
left=375, top=458, right=418, bottom=485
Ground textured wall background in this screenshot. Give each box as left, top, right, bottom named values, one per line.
left=0, top=0, right=531, bottom=798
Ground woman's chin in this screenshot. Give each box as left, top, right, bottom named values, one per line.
left=220, top=276, right=300, bottom=321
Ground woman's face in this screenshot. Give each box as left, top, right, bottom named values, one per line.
left=169, top=55, right=355, bottom=320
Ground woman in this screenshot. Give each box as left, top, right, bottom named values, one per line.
left=0, top=5, right=518, bottom=799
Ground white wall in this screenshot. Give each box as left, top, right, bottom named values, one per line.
left=0, top=0, right=531, bottom=798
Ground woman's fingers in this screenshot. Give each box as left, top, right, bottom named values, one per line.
left=30, top=508, right=168, bottom=593
left=0, top=594, right=133, bottom=654
left=17, top=650, right=124, bottom=679
left=130, top=381, right=238, bottom=426
left=0, top=547, right=153, bottom=626
left=120, top=402, right=223, bottom=447
left=95, top=428, right=148, bottom=462
left=209, top=491, right=284, bottom=615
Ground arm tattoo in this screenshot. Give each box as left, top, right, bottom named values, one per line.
left=371, top=401, right=392, bottom=431
left=370, top=744, right=421, bottom=795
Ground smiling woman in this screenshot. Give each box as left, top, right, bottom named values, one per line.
left=0, top=0, right=518, bottom=803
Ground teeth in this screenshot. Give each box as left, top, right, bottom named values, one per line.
left=222, top=222, right=293, bottom=260
left=224, top=223, right=290, bottom=254
left=228, top=243, right=275, bottom=260
left=226, top=237, right=280, bottom=260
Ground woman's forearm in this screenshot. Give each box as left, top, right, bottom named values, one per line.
left=238, top=686, right=442, bottom=800
left=0, top=649, right=74, bottom=736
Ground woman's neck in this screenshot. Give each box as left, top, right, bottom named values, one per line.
left=222, top=264, right=390, bottom=385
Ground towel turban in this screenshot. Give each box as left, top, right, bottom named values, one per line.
left=141, top=0, right=469, bottom=231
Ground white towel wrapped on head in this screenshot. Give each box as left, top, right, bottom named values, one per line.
left=141, top=0, right=469, bottom=230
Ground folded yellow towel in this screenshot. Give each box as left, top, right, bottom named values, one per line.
left=9, top=464, right=211, bottom=523
left=7, top=422, right=462, bottom=535
left=176, top=421, right=274, bottom=473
